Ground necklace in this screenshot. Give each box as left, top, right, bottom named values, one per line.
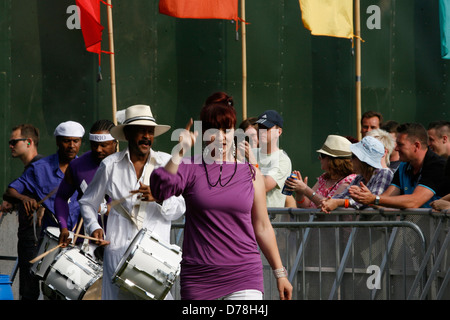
left=202, top=156, right=237, bottom=187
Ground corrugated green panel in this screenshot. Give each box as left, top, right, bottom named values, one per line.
left=0, top=0, right=16, bottom=184
left=2, top=0, right=450, bottom=188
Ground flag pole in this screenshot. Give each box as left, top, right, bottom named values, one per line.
left=241, top=0, right=247, bottom=120
left=355, top=0, right=362, bottom=140
left=106, top=0, right=117, bottom=125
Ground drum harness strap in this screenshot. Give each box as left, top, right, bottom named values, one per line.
left=112, top=157, right=156, bottom=230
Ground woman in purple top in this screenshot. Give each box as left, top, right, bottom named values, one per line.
left=55, top=120, right=117, bottom=246
left=150, top=92, right=292, bottom=300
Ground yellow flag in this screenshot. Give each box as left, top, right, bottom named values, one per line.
left=299, top=0, right=353, bottom=39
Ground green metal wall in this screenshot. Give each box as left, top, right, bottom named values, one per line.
left=1, top=0, right=450, bottom=190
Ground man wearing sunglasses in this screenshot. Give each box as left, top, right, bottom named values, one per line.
left=2, top=124, right=44, bottom=300
left=8, top=124, right=42, bottom=166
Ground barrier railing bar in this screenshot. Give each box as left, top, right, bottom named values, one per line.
left=288, top=214, right=315, bottom=283
left=419, top=229, right=450, bottom=300
left=330, top=226, right=358, bottom=300
left=371, top=215, right=400, bottom=300
left=170, top=209, right=433, bottom=300
left=436, top=264, right=450, bottom=300
left=407, top=217, right=445, bottom=299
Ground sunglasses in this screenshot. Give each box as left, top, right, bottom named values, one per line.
left=9, top=138, right=27, bottom=146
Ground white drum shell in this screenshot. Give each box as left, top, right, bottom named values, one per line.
left=31, top=227, right=72, bottom=279
left=112, top=229, right=182, bottom=300
left=44, top=247, right=103, bottom=300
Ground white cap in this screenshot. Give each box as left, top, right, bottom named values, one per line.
left=54, top=121, right=85, bottom=138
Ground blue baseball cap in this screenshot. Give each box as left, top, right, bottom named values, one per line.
left=256, top=110, right=284, bottom=128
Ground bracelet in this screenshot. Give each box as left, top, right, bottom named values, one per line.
left=296, top=197, right=306, bottom=204
left=273, top=267, right=288, bottom=279
left=309, top=191, right=316, bottom=199
left=344, top=199, right=349, bottom=208
left=253, top=163, right=259, bottom=168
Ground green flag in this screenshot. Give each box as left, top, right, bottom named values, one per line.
left=440, top=0, right=450, bottom=59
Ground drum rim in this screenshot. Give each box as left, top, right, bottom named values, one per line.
left=43, top=247, right=103, bottom=300
left=111, top=228, right=147, bottom=282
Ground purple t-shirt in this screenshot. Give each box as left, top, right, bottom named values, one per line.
left=150, top=157, right=264, bottom=300
left=55, top=151, right=101, bottom=230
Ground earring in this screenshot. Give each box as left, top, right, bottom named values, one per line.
left=203, top=145, right=210, bottom=158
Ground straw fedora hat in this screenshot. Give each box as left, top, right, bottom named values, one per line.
left=316, top=135, right=352, bottom=158
left=110, top=104, right=171, bottom=141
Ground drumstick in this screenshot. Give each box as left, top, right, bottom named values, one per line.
left=29, top=243, right=63, bottom=264
left=73, top=217, right=84, bottom=243
left=37, top=187, right=59, bottom=207
left=73, top=233, right=110, bottom=245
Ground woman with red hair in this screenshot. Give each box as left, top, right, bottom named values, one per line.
left=150, top=92, right=292, bottom=300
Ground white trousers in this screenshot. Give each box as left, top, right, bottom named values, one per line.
left=218, top=289, right=263, bottom=300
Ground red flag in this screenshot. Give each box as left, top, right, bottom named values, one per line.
left=76, top=0, right=104, bottom=55
left=159, top=0, right=238, bottom=21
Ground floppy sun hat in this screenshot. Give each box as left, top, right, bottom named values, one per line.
left=316, top=135, right=352, bottom=158
left=350, top=136, right=384, bottom=169
left=110, top=104, right=171, bottom=141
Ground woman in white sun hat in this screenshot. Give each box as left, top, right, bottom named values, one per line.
left=320, top=136, right=394, bottom=213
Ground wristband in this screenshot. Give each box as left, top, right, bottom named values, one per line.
left=296, top=197, right=306, bottom=204
left=273, top=267, right=288, bottom=279
left=344, top=199, right=349, bottom=208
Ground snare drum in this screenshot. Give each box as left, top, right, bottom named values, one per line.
left=44, top=247, right=103, bottom=300
left=31, top=227, right=73, bottom=279
left=112, top=228, right=182, bottom=300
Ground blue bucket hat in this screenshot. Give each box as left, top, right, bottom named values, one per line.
left=350, top=136, right=384, bottom=169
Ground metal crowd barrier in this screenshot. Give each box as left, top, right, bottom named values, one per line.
left=2, top=208, right=448, bottom=300
left=170, top=207, right=450, bottom=300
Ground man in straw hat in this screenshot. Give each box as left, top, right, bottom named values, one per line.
left=79, top=104, right=185, bottom=300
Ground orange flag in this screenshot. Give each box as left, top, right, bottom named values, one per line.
left=159, top=0, right=238, bottom=21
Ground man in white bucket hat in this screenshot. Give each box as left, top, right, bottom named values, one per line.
left=79, top=105, right=185, bottom=300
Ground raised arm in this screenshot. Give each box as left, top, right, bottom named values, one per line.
left=165, top=119, right=198, bottom=175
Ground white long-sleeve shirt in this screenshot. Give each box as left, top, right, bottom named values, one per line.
left=79, top=147, right=185, bottom=300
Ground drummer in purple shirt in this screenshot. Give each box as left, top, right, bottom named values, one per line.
left=55, top=120, right=117, bottom=247
left=150, top=92, right=293, bottom=300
